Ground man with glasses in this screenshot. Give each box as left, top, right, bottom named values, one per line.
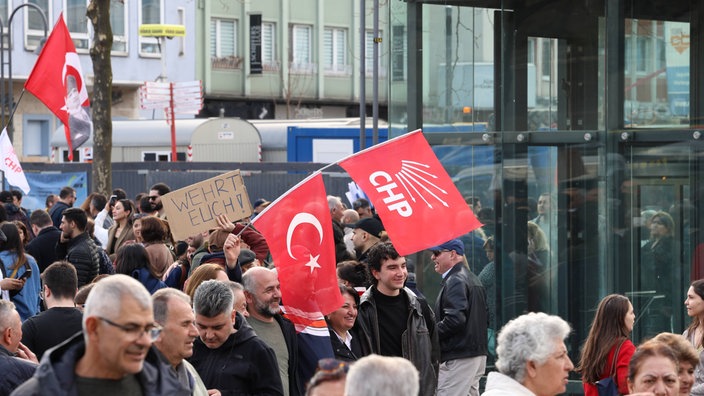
left=355, top=242, right=439, bottom=396
left=13, top=274, right=186, bottom=395
left=430, top=238, right=488, bottom=396
left=190, top=280, right=283, bottom=395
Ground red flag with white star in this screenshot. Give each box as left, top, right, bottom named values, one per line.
left=25, top=13, right=92, bottom=160
left=252, top=172, right=343, bottom=317
left=339, top=129, right=481, bottom=255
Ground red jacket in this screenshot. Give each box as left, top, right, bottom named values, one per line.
left=583, top=339, right=636, bottom=396
left=233, top=223, right=270, bottom=263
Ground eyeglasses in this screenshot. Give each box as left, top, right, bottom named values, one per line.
left=431, top=250, right=451, bottom=257
left=98, top=316, right=162, bottom=341
left=148, top=196, right=159, bottom=201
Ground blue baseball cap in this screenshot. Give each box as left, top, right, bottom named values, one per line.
left=428, top=239, right=464, bottom=255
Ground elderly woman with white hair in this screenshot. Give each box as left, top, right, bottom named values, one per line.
left=482, top=312, right=574, bottom=396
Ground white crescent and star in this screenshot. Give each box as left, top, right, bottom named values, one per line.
left=286, top=212, right=323, bottom=274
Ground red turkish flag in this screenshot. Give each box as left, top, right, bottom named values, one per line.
left=25, top=13, right=92, bottom=160
left=339, top=129, right=481, bottom=255
left=252, top=173, right=343, bottom=318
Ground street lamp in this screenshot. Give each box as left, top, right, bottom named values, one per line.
left=0, top=3, right=48, bottom=141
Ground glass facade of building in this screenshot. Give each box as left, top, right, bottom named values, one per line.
left=388, top=0, right=702, bottom=390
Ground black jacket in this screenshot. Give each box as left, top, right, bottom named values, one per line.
left=49, top=202, right=70, bottom=228
left=272, top=315, right=304, bottom=396
left=0, top=344, right=37, bottom=395
left=10, top=332, right=188, bottom=396
left=56, top=232, right=101, bottom=287
left=26, top=226, right=61, bottom=273
left=357, top=286, right=440, bottom=396
left=332, top=220, right=353, bottom=263
left=435, top=263, right=488, bottom=361
left=189, top=313, right=284, bottom=396
left=327, top=326, right=370, bottom=362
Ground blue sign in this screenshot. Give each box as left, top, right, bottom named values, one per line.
left=4, top=172, right=88, bottom=212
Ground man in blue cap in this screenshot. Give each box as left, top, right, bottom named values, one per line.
left=430, top=238, right=488, bottom=396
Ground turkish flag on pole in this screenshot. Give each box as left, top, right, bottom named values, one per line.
left=252, top=172, right=339, bottom=380
left=252, top=172, right=343, bottom=318
left=0, top=128, right=30, bottom=194
left=339, top=129, right=482, bottom=255
left=25, top=13, right=92, bottom=160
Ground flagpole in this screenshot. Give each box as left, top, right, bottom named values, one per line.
left=252, top=170, right=323, bottom=221
left=2, top=89, right=26, bottom=132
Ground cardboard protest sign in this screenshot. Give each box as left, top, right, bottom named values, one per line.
left=161, top=170, right=252, bottom=241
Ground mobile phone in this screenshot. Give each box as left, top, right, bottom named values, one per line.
left=109, top=195, right=118, bottom=205
left=18, top=269, right=31, bottom=281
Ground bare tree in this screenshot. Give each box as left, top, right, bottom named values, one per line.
left=87, top=1, right=113, bottom=195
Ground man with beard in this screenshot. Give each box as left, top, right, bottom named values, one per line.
left=189, top=280, right=283, bottom=395
left=56, top=208, right=103, bottom=287
left=12, top=275, right=185, bottom=396
left=243, top=267, right=303, bottom=396
left=152, top=288, right=208, bottom=396
left=149, top=183, right=171, bottom=219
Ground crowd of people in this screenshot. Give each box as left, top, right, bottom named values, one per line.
left=0, top=184, right=702, bottom=396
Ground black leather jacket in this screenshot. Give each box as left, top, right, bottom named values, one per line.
left=356, top=286, right=439, bottom=396
left=435, top=263, right=488, bottom=361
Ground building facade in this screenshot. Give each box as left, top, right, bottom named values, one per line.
left=3, top=0, right=196, bottom=162
left=195, top=0, right=389, bottom=120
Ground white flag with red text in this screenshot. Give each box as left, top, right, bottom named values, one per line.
left=0, top=129, right=30, bottom=194
left=339, top=129, right=481, bottom=255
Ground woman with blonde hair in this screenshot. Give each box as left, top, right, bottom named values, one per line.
left=578, top=294, right=636, bottom=396
left=627, top=340, right=679, bottom=395
left=184, top=263, right=229, bottom=300
left=653, top=332, right=699, bottom=395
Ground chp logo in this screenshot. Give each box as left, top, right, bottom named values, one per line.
left=369, top=159, right=450, bottom=218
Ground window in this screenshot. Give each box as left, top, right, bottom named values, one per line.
left=111, top=0, right=127, bottom=53
left=323, top=27, right=348, bottom=74
left=211, top=18, right=239, bottom=69
left=365, top=30, right=374, bottom=73
left=391, top=25, right=406, bottom=81
left=23, top=118, right=51, bottom=156
left=25, top=0, right=51, bottom=50
left=143, top=151, right=185, bottom=161
left=541, top=39, right=552, bottom=79
left=261, top=22, right=276, bottom=70
left=290, top=24, right=313, bottom=73
left=0, top=0, right=8, bottom=39
left=66, top=0, right=89, bottom=50
left=139, top=0, right=162, bottom=56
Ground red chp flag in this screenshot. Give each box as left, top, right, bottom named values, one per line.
left=252, top=173, right=343, bottom=320
left=339, top=130, right=482, bottom=255
left=25, top=13, right=92, bottom=160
